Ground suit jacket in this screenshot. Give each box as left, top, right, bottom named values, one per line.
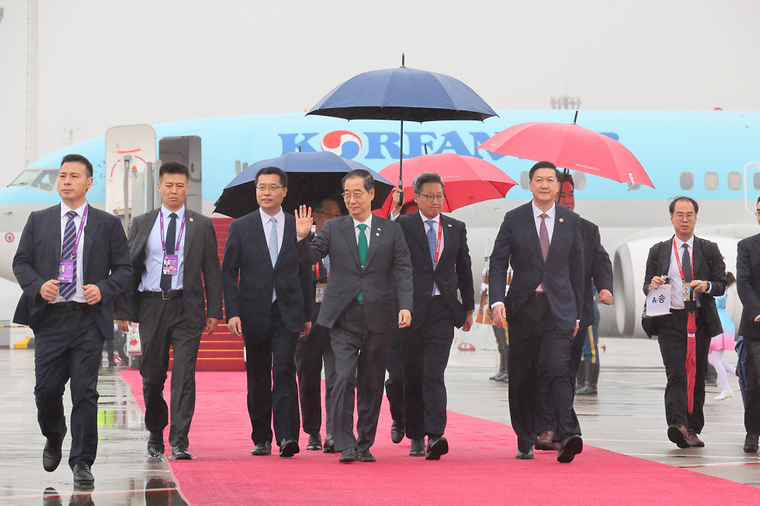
left=298, top=214, right=413, bottom=333
left=113, top=208, right=223, bottom=328
left=397, top=213, right=474, bottom=329
left=12, top=204, right=132, bottom=340
left=222, top=209, right=312, bottom=334
left=736, top=232, right=760, bottom=340
left=489, top=202, right=584, bottom=331
left=580, top=218, right=614, bottom=330
left=642, top=235, right=726, bottom=337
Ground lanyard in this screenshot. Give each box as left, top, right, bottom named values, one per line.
left=431, top=219, right=443, bottom=267
left=66, top=204, right=88, bottom=259
left=160, top=211, right=186, bottom=253
left=672, top=238, right=694, bottom=281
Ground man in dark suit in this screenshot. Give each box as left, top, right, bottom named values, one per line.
left=535, top=173, right=613, bottom=450
left=393, top=172, right=474, bottom=460
left=295, top=197, right=341, bottom=453
left=295, top=169, right=413, bottom=463
left=736, top=196, right=760, bottom=454
left=223, top=166, right=312, bottom=458
left=489, top=161, right=585, bottom=463
left=643, top=196, right=726, bottom=448
left=13, top=154, right=132, bottom=485
left=115, top=161, right=222, bottom=460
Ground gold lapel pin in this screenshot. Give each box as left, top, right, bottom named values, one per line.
left=559, top=218, right=564, bottom=222
left=190, top=217, right=194, bottom=222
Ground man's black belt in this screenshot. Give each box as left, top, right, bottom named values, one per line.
left=49, top=302, right=88, bottom=312
left=140, top=290, right=184, bottom=300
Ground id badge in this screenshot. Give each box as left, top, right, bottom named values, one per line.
left=682, top=286, right=692, bottom=303
left=162, top=254, right=179, bottom=276
left=315, top=282, right=327, bottom=303
left=58, top=259, right=74, bottom=283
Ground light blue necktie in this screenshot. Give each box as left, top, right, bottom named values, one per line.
left=269, top=216, right=278, bottom=302
left=426, top=220, right=437, bottom=263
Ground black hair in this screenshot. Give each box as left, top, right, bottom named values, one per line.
left=341, top=169, right=374, bottom=192
left=559, top=172, right=575, bottom=189
left=412, top=172, right=445, bottom=194
left=60, top=154, right=93, bottom=178
left=669, top=196, right=699, bottom=215
left=255, top=166, right=288, bottom=188
left=528, top=161, right=561, bottom=181
left=726, top=272, right=736, bottom=289
left=159, top=161, right=190, bottom=180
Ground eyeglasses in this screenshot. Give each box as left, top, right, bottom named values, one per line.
left=416, top=193, right=445, bottom=203
left=255, top=185, right=282, bottom=192
left=315, top=210, right=342, bottom=219
left=342, top=191, right=367, bottom=200
left=674, top=212, right=696, bottom=221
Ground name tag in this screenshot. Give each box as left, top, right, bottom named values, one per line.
left=162, top=254, right=179, bottom=276
left=682, top=286, right=693, bottom=303
left=315, top=282, right=327, bottom=303
left=646, top=285, right=671, bottom=316
left=58, top=259, right=74, bottom=283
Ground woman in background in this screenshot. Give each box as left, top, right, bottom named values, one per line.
left=709, top=272, right=737, bottom=400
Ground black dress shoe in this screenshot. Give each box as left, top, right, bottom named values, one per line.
left=557, top=435, right=583, bottom=463
left=409, top=438, right=425, bottom=457
left=147, top=432, right=164, bottom=458
left=43, top=487, right=61, bottom=506
left=43, top=428, right=66, bottom=472
left=72, top=462, right=95, bottom=486
left=171, top=446, right=192, bottom=460
left=391, top=419, right=405, bottom=444
left=323, top=434, right=336, bottom=453
left=357, top=449, right=376, bottom=462
left=306, top=433, right=322, bottom=451
left=279, top=439, right=300, bottom=457
left=744, top=433, right=759, bottom=453
left=339, top=447, right=356, bottom=463
left=252, top=441, right=271, bottom=456
left=667, top=424, right=690, bottom=449
left=515, top=448, right=534, bottom=459
left=426, top=436, right=449, bottom=460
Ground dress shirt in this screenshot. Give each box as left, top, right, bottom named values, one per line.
left=261, top=207, right=285, bottom=257
left=421, top=211, right=444, bottom=296
left=667, top=235, right=707, bottom=310
left=138, top=205, right=187, bottom=292
left=532, top=201, right=556, bottom=292
left=352, top=215, right=373, bottom=248
left=52, top=201, right=88, bottom=304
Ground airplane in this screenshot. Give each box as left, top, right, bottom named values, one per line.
left=1, top=109, right=759, bottom=339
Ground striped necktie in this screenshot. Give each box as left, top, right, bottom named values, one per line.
left=59, top=210, right=78, bottom=300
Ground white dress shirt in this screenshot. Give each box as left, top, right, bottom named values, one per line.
left=261, top=207, right=285, bottom=257
left=138, top=205, right=187, bottom=292
left=421, top=211, right=444, bottom=296
left=52, top=201, right=88, bottom=304
left=352, top=214, right=373, bottom=249
left=532, top=201, right=556, bottom=292
left=667, top=235, right=705, bottom=310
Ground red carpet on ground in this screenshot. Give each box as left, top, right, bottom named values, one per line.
left=121, top=370, right=760, bottom=505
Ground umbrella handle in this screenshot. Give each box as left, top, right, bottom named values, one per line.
left=397, top=181, right=404, bottom=209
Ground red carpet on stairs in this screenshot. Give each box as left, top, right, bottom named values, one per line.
left=121, top=370, right=760, bottom=505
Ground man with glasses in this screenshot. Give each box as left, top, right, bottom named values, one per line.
left=732, top=197, right=760, bottom=453
left=295, top=169, right=413, bottom=463
left=643, top=196, right=726, bottom=448
left=296, top=198, right=341, bottom=453
left=222, top=166, right=312, bottom=458
left=392, top=172, right=474, bottom=460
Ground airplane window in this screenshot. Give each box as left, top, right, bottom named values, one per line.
left=573, top=171, right=587, bottom=190
left=519, top=171, right=529, bottom=190
left=680, top=172, right=694, bottom=190
left=31, top=169, right=59, bottom=192
left=754, top=173, right=760, bottom=190
left=9, top=169, right=40, bottom=187
left=728, top=172, right=742, bottom=191
left=705, top=172, right=719, bottom=191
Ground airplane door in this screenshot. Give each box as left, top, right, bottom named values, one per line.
left=159, top=136, right=202, bottom=212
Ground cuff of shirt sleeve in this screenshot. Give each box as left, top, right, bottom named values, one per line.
left=490, top=301, right=504, bottom=310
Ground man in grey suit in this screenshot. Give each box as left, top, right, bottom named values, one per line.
left=295, top=169, right=413, bottom=463
left=115, top=161, right=223, bottom=461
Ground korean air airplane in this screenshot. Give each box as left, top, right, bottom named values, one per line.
left=2, top=109, right=758, bottom=338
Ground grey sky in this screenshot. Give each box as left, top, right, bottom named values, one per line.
left=0, top=0, right=759, bottom=186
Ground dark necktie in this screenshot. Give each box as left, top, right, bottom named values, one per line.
left=59, top=210, right=78, bottom=300
left=539, top=213, right=550, bottom=261
left=357, top=223, right=368, bottom=302
left=682, top=244, right=692, bottom=283
left=160, top=212, right=178, bottom=293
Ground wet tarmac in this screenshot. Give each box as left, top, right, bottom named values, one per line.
left=0, top=329, right=757, bottom=504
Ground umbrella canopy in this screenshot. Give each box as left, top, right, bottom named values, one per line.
left=214, top=151, right=393, bottom=219
left=477, top=120, right=654, bottom=188
left=307, top=65, right=498, bottom=122
left=377, top=153, right=517, bottom=215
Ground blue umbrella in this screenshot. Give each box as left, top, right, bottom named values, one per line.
left=307, top=55, right=497, bottom=200
left=214, top=151, right=393, bottom=218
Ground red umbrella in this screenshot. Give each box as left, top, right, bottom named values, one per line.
left=686, top=303, right=697, bottom=414
left=477, top=117, right=654, bottom=189
left=376, top=153, right=517, bottom=216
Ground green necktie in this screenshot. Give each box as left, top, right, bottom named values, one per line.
left=357, top=223, right=368, bottom=302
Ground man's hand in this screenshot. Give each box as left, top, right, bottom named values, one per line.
left=301, top=321, right=312, bottom=338
left=391, top=187, right=403, bottom=218
left=690, top=280, right=709, bottom=294
left=492, top=304, right=506, bottom=329
left=39, top=279, right=60, bottom=301
left=228, top=316, right=242, bottom=337
left=295, top=205, right=313, bottom=239
left=649, top=276, right=667, bottom=291
left=117, top=320, right=131, bottom=332
left=462, top=311, right=473, bottom=332
left=573, top=322, right=579, bottom=337
left=398, top=309, right=412, bottom=328
left=205, top=318, right=219, bottom=335
left=599, top=289, right=613, bottom=305
left=83, top=284, right=101, bottom=305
